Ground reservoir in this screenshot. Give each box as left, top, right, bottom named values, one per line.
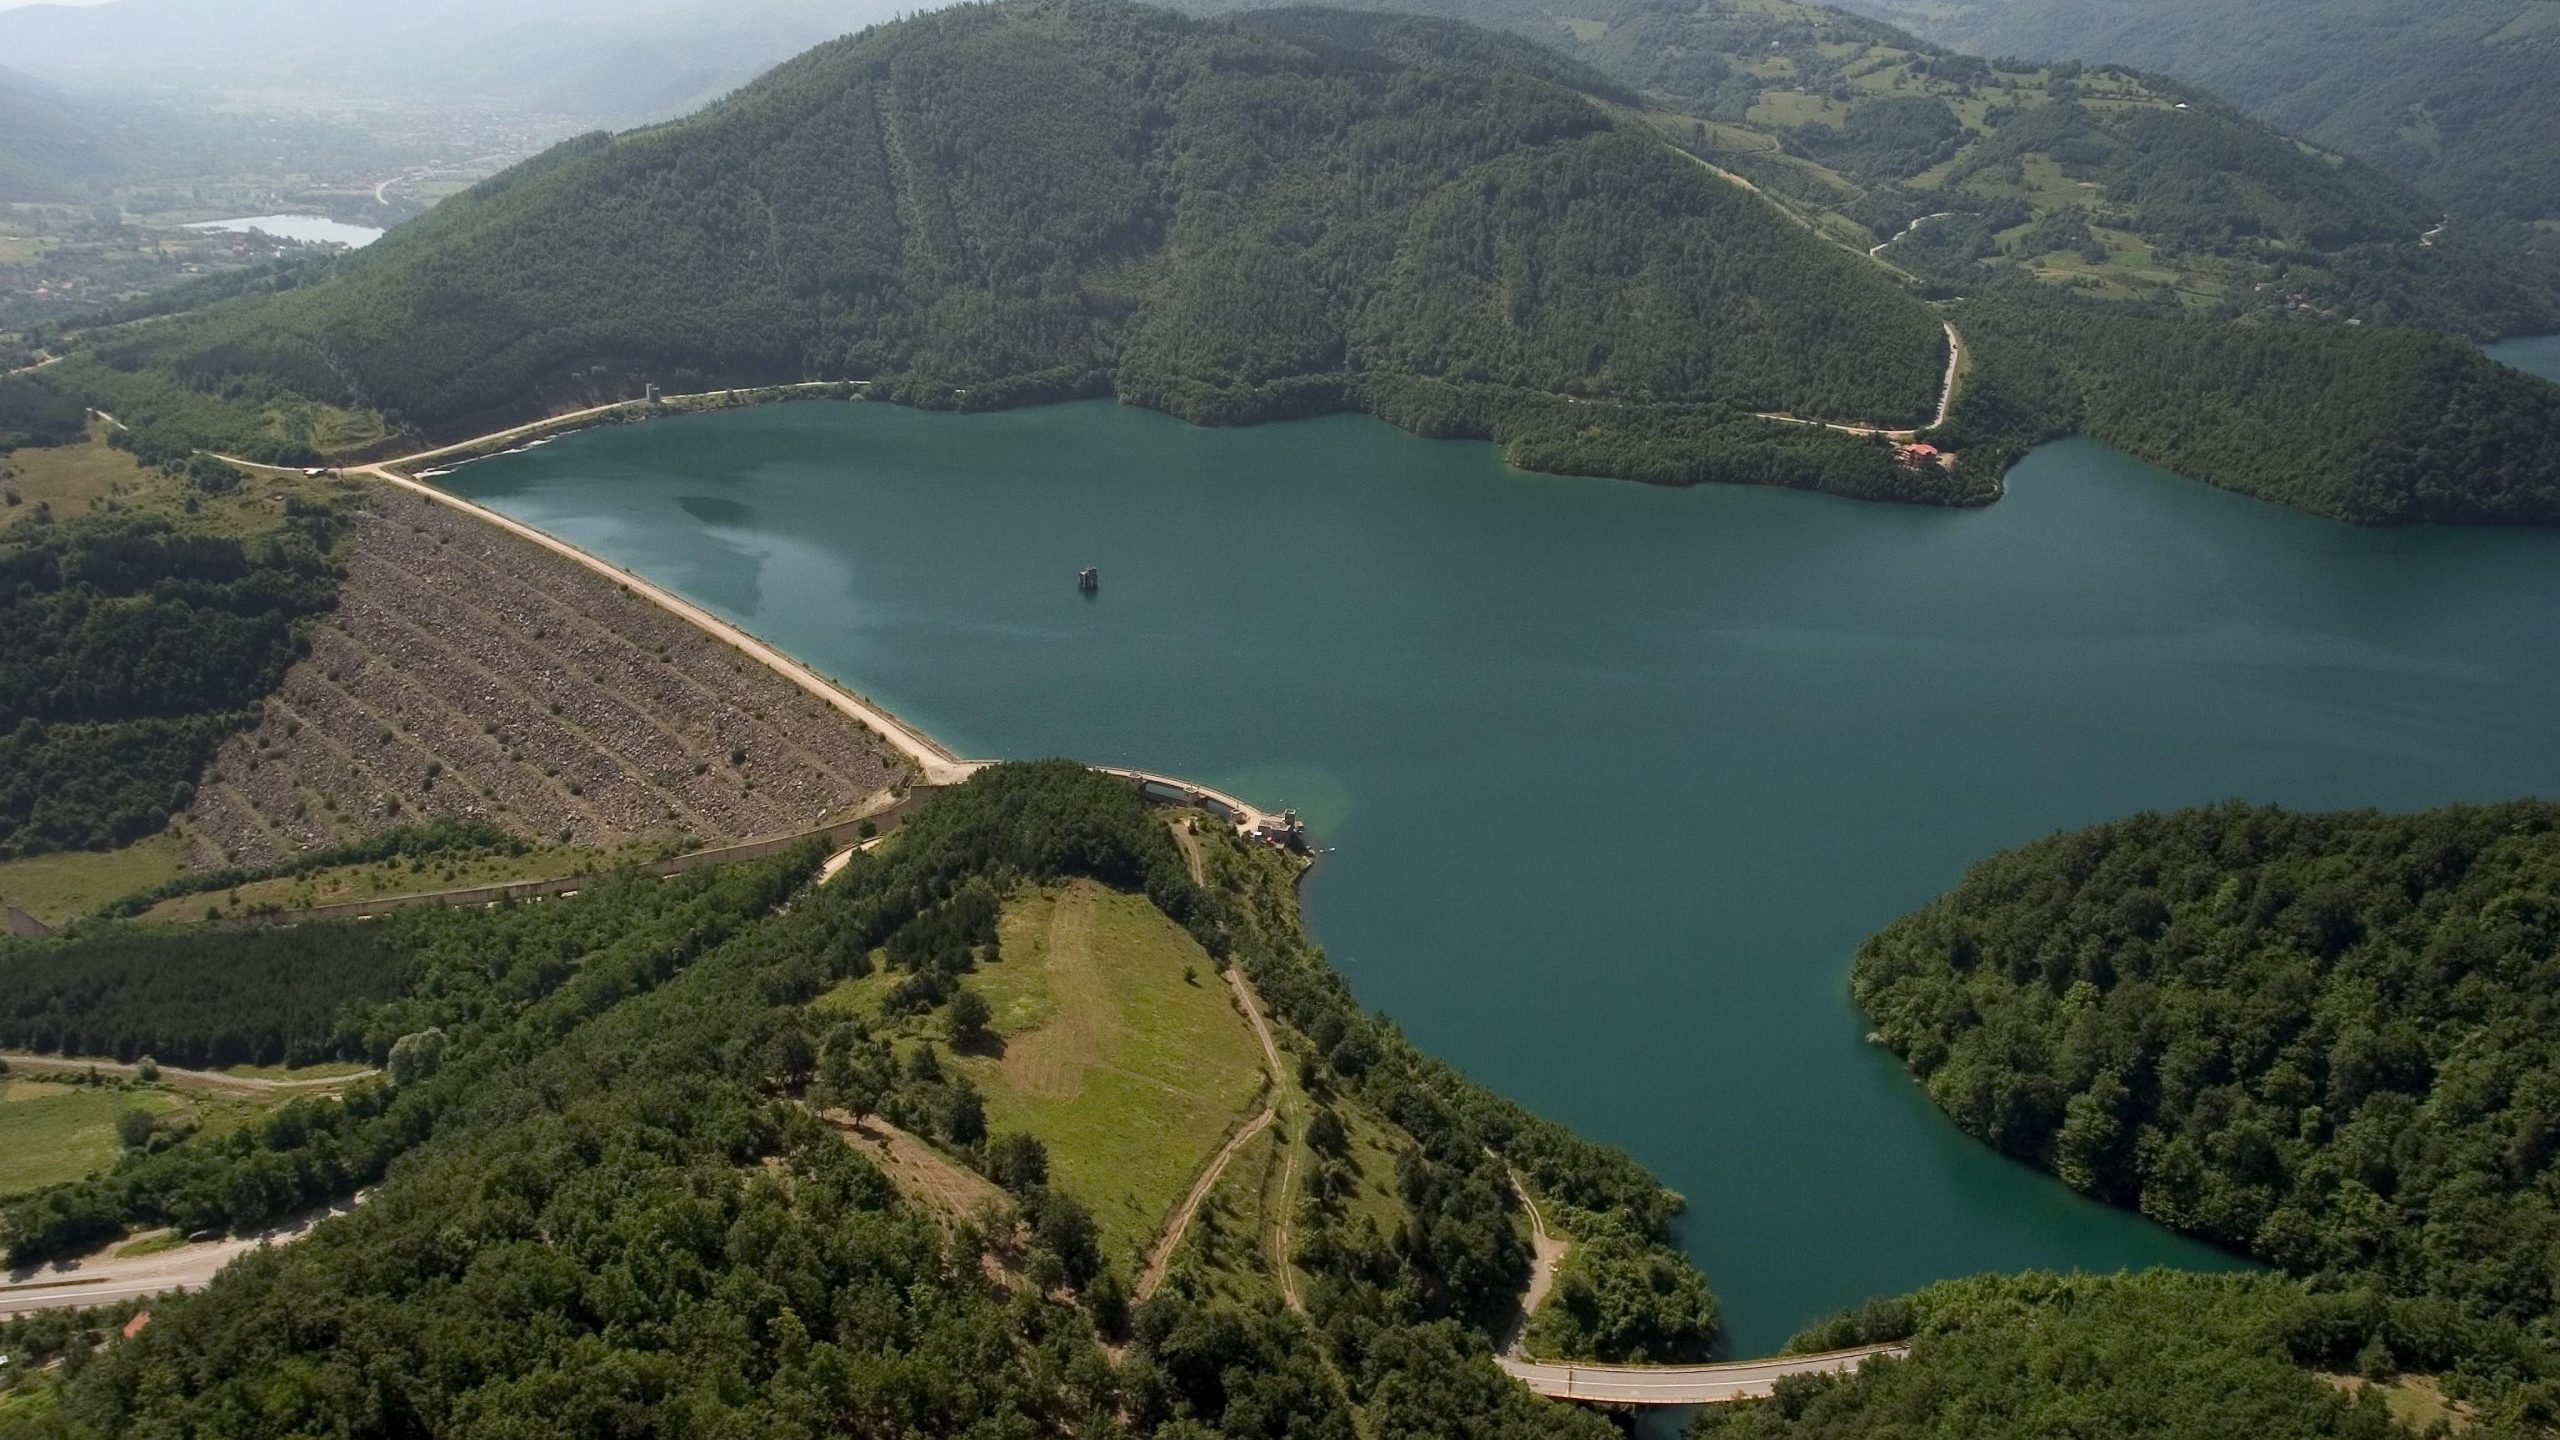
left=443, top=399, right=2560, bottom=1351
left=183, top=214, right=385, bottom=248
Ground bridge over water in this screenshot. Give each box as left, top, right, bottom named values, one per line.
left=1499, top=1344, right=1906, bottom=1405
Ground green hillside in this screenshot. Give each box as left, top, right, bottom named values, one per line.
left=1833, top=0, right=2560, bottom=228
left=22, top=0, right=2560, bottom=522
left=1853, top=800, right=2560, bottom=1322
left=1188, top=0, right=2560, bottom=338
left=0, top=762, right=1704, bottom=1436
left=71, top=0, right=1961, bottom=506
left=1692, top=1270, right=2560, bottom=1439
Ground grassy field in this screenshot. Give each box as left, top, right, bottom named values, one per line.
left=1180, top=1120, right=1289, bottom=1308
left=216, top=1060, right=377, bottom=1082
left=821, top=879, right=1267, bottom=1267
left=0, top=1078, right=181, bottom=1202
left=0, top=832, right=190, bottom=926
left=0, top=422, right=158, bottom=521
left=135, top=838, right=662, bottom=922
left=966, top=881, right=1266, bottom=1265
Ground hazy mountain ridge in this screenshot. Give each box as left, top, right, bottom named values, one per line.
left=0, top=65, right=151, bottom=201
left=0, top=0, right=896, bottom=125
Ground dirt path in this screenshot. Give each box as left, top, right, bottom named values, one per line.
left=1272, top=1141, right=1302, bottom=1314
left=823, top=1111, right=1007, bottom=1225
left=1657, top=140, right=1967, bottom=439
left=1751, top=320, right=1962, bottom=439
left=0, top=1195, right=365, bottom=1318
left=1496, top=1156, right=1570, bottom=1355
left=1170, top=820, right=1207, bottom=886
left=1136, top=1104, right=1275, bottom=1301
left=1870, top=211, right=1953, bottom=258
left=1129, top=967, right=1296, bottom=1303
left=1220, top=968, right=1305, bottom=1312
left=0, top=1053, right=376, bottom=1097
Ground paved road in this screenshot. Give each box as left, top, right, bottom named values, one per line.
left=1499, top=1343, right=1906, bottom=1405
left=0, top=1198, right=363, bottom=1318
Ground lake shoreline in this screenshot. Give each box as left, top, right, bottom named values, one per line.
left=435, top=404, right=2560, bottom=1347
left=362, top=371, right=1989, bottom=510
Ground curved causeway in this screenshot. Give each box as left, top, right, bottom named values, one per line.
left=1498, top=1344, right=1907, bottom=1405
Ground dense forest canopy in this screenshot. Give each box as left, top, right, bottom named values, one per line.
left=0, top=508, right=343, bottom=858
left=1943, top=289, right=2560, bottom=524
left=1690, top=1270, right=2560, bottom=1439
left=1853, top=800, right=2560, bottom=1325
left=21, top=0, right=2549, bottom=522
left=0, top=764, right=1707, bottom=1435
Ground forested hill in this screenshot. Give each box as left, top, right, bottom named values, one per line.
left=1830, top=0, right=2560, bottom=228
left=68, top=0, right=1962, bottom=505
left=0, top=762, right=1708, bottom=1435
left=1184, top=0, right=2560, bottom=340
left=1852, top=800, right=2560, bottom=1322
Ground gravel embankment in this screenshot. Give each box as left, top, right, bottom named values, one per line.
left=185, top=491, right=903, bottom=868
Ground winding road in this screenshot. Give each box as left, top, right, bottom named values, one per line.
left=1659, top=138, right=1967, bottom=438
left=1870, top=211, right=1954, bottom=258
left=1753, top=319, right=1963, bottom=439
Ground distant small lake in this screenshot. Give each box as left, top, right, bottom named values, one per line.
left=2487, top=332, right=2560, bottom=384
left=184, top=214, right=383, bottom=248
left=444, top=400, right=2560, bottom=1349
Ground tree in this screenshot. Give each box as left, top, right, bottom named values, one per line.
left=387, top=1028, right=448, bottom=1085
left=116, top=1108, right=158, bottom=1150
left=988, top=1132, right=1049, bottom=1194
left=945, top=1086, right=986, bottom=1147
left=947, top=988, right=993, bottom=1049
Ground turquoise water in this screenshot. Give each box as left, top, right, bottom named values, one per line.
left=445, top=400, right=2560, bottom=1351
left=2488, top=331, right=2560, bottom=383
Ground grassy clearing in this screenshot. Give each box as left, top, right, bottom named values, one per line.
left=0, top=1078, right=179, bottom=1202
left=808, top=876, right=1269, bottom=1265
left=2324, top=1374, right=2475, bottom=1433
left=823, top=880, right=1267, bottom=1268
left=1333, top=1100, right=1416, bottom=1241
left=965, top=881, right=1266, bottom=1266
left=0, top=422, right=157, bottom=521
left=216, top=1060, right=376, bottom=1082
left=0, top=832, right=190, bottom=925
left=1177, top=1121, right=1288, bottom=1308
left=135, top=838, right=659, bottom=922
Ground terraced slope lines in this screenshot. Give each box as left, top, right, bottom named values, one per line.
left=187, top=489, right=904, bottom=867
